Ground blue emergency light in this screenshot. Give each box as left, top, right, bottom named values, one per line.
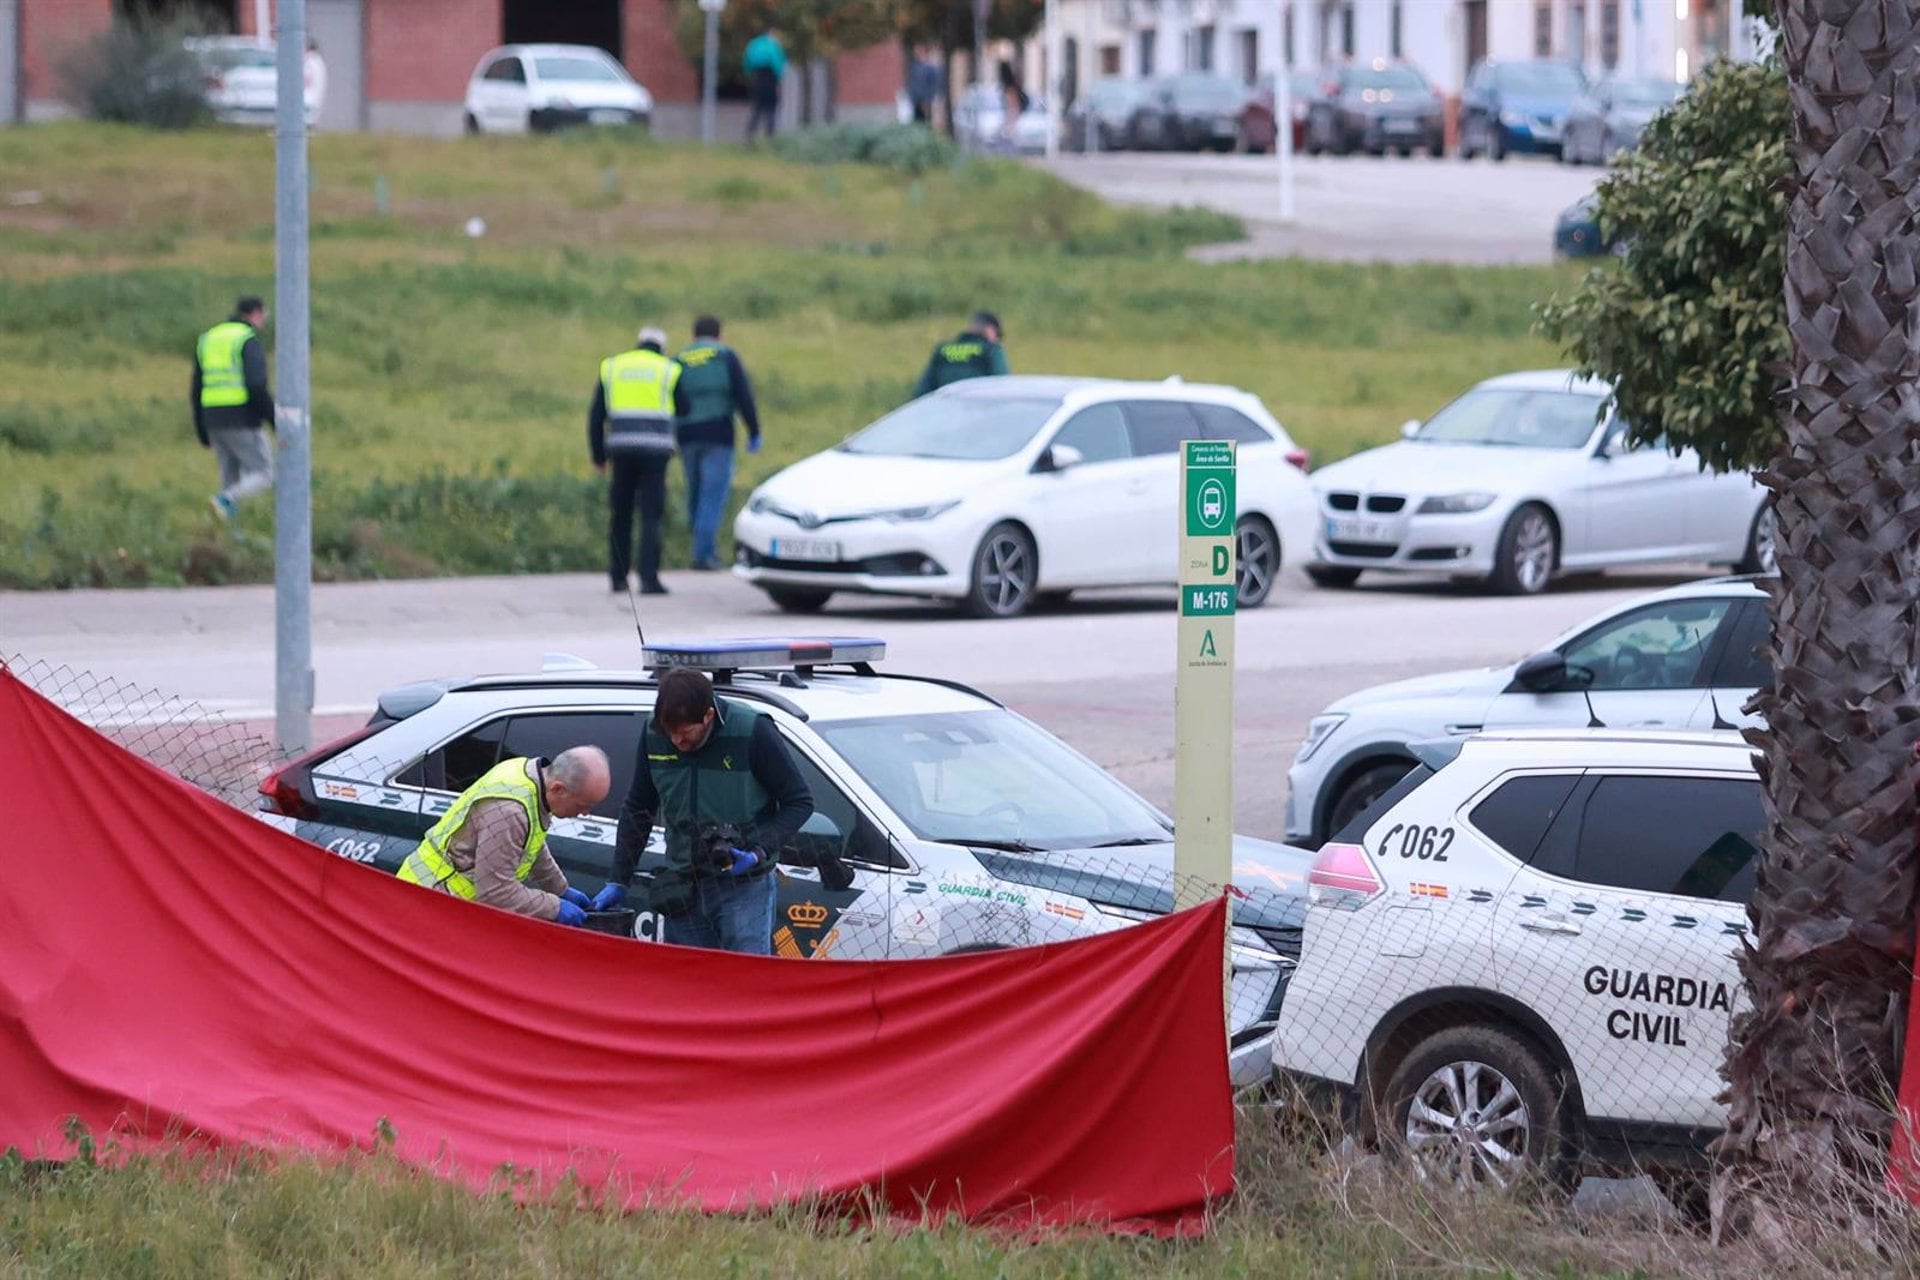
left=640, top=637, right=888, bottom=672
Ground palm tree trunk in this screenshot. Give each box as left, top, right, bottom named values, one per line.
left=1719, top=0, right=1920, bottom=1241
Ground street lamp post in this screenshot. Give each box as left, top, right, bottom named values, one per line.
left=273, top=0, right=313, bottom=757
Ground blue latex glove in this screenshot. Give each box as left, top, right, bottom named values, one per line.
left=590, top=883, right=626, bottom=912
left=747, top=435, right=762, bottom=455
left=561, top=887, right=593, bottom=910
left=727, top=847, right=760, bottom=876
left=555, top=898, right=588, bottom=927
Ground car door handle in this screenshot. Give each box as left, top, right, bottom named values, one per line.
left=1518, top=914, right=1583, bottom=937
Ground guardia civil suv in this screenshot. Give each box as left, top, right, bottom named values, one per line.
left=255, top=638, right=1310, bottom=1087
left=1273, top=730, right=1758, bottom=1195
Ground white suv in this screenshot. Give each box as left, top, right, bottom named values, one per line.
left=1273, top=730, right=1757, bottom=1192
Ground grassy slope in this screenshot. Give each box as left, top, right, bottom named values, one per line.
left=0, top=125, right=1573, bottom=588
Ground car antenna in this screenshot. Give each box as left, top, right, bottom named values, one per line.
left=1581, top=685, right=1606, bottom=730
left=1709, top=694, right=1736, bottom=732
left=624, top=583, right=648, bottom=652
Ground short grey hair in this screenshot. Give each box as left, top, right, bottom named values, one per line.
left=549, top=746, right=611, bottom=791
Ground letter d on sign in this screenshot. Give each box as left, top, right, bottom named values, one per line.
left=1212, top=545, right=1230, bottom=576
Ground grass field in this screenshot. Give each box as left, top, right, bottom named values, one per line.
left=0, top=124, right=1575, bottom=589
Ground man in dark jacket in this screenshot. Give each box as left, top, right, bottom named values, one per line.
left=673, top=315, right=763, bottom=571
left=596, top=667, right=813, bottom=955
left=192, top=296, right=275, bottom=519
left=912, top=311, right=1010, bottom=398
left=590, top=326, right=690, bottom=596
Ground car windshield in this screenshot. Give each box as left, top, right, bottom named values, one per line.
left=204, top=46, right=275, bottom=70
left=1612, top=79, right=1681, bottom=108
left=1415, top=388, right=1605, bottom=449
left=534, top=55, right=623, bottom=82
left=1351, top=67, right=1429, bottom=92
left=1495, top=62, right=1585, bottom=95
left=839, top=394, right=1058, bottom=460
left=1169, top=76, right=1245, bottom=107
left=816, top=710, right=1171, bottom=850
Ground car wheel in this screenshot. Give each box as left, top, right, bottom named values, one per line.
left=1305, top=564, right=1362, bottom=589
left=1488, top=504, right=1556, bottom=595
left=1324, top=760, right=1412, bottom=840
left=463, top=111, right=481, bottom=135
left=1379, top=1024, right=1578, bottom=1195
left=963, top=523, right=1037, bottom=619
left=764, top=586, right=833, bottom=614
left=1235, top=516, right=1281, bottom=609
left=1489, top=127, right=1508, bottom=161
left=1736, top=502, right=1778, bottom=575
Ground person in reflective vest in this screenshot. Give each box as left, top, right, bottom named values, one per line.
left=597, top=667, right=813, bottom=954
left=397, top=748, right=611, bottom=926
left=673, top=314, right=764, bottom=572
left=192, top=296, right=276, bottom=520
left=912, top=310, right=1009, bottom=399
left=590, top=326, right=688, bottom=596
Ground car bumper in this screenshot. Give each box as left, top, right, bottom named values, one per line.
left=1347, top=112, right=1443, bottom=147
left=530, top=105, right=651, bottom=131
left=1308, top=504, right=1507, bottom=577
left=733, top=507, right=973, bottom=600
left=1498, top=120, right=1563, bottom=153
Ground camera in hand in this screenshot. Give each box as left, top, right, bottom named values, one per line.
left=693, top=821, right=756, bottom=875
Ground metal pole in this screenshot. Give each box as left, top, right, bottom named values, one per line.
left=972, top=0, right=989, bottom=91
left=1276, top=58, right=1295, bottom=223
left=1044, top=0, right=1060, bottom=160
left=274, top=0, right=313, bottom=758
left=253, top=0, right=270, bottom=42
left=701, top=5, right=719, bottom=144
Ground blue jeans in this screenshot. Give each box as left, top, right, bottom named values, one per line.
left=665, top=872, right=776, bottom=955
left=680, top=441, right=736, bottom=566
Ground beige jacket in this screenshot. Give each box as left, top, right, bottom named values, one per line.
left=444, top=758, right=570, bottom=919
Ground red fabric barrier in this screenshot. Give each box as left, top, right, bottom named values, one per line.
left=0, top=670, right=1234, bottom=1232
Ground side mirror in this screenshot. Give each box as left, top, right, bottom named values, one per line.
left=1400, top=419, right=1421, bottom=440
left=1513, top=650, right=1594, bottom=693
left=1036, top=443, right=1084, bottom=473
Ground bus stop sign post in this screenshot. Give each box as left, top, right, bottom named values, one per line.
left=1174, top=440, right=1236, bottom=912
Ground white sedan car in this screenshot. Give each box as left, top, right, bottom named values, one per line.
left=1306, top=370, right=1773, bottom=594
left=733, top=376, right=1317, bottom=618
left=464, top=44, right=653, bottom=134
left=184, top=36, right=322, bottom=126
left=953, top=83, right=1054, bottom=153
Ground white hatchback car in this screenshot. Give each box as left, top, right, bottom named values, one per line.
left=1306, top=370, right=1773, bottom=594
left=1286, top=577, right=1770, bottom=845
left=1275, top=730, right=1758, bottom=1192
left=464, top=44, right=653, bottom=134
left=734, top=376, right=1317, bottom=618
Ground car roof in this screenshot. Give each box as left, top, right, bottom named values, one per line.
left=938, top=374, right=1264, bottom=407
left=1473, top=367, right=1614, bottom=396
left=441, top=665, right=996, bottom=724
left=1454, top=728, right=1758, bottom=771
left=486, top=44, right=620, bottom=59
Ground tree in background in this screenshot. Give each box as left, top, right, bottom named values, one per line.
left=672, top=0, right=896, bottom=125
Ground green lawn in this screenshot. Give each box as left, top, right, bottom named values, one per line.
left=0, top=124, right=1576, bottom=589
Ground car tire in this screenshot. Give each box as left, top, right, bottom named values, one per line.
left=764, top=586, right=833, bottom=615
left=463, top=111, right=481, bottom=135
left=1235, top=515, right=1281, bottom=609
left=1735, top=502, right=1777, bottom=575
left=963, top=522, right=1038, bottom=619
left=1458, top=118, right=1478, bottom=159
left=1489, top=127, right=1508, bottom=162
left=1488, top=504, right=1556, bottom=595
left=1378, top=1023, right=1578, bottom=1195
left=1306, top=564, right=1362, bottom=589
left=1324, top=759, right=1411, bottom=840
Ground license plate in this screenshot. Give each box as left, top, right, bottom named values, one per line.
left=1384, top=119, right=1419, bottom=134
left=589, top=108, right=628, bottom=124
left=771, top=537, right=840, bottom=563
left=1326, top=516, right=1396, bottom=543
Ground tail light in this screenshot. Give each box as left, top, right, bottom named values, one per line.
left=258, top=724, right=382, bottom=820
left=1285, top=447, right=1311, bottom=473
left=1308, top=842, right=1385, bottom=911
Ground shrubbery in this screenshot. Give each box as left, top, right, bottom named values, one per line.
left=58, top=17, right=210, bottom=130
left=772, top=122, right=959, bottom=175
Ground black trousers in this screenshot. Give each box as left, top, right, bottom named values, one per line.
left=608, top=454, right=668, bottom=587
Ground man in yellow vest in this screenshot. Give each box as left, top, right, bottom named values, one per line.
left=192, top=296, right=276, bottom=520
left=397, top=746, right=611, bottom=926
left=590, top=326, right=689, bottom=596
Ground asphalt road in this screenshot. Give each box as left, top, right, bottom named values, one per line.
left=3, top=562, right=1718, bottom=841
left=1038, top=151, right=1604, bottom=264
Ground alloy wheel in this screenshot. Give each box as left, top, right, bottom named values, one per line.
left=1752, top=505, right=1778, bottom=574
left=1512, top=511, right=1554, bottom=593
left=1236, top=519, right=1278, bottom=607
left=1403, top=1059, right=1532, bottom=1190
left=978, top=531, right=1034, bottom=617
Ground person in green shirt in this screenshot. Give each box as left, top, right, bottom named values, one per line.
left=912, top=311, right=1010, bottom=398
left=743, top=25, right=786, bottom=141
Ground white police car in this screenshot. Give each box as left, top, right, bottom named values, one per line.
left=1273, top=729, right=1756, bottom=1192
left=256, top=638, right=1310, bottom=1086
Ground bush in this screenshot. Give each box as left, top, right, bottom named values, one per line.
left=773, top=123, right=959, bottom=175
left=58, top=17, right=210, bottom=130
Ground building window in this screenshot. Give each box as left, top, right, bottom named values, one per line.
left=1600, top=0, right=1619, bottom=67
left=1534, top=1, right=1553, bottom=56
left=1192, top=24, right=1216, bottom=72
left=1100, top=44, right=1122, bottom=77
left=1237, top=28, right=1259, bottom=84
left=1138, top=28, right=1156, bottom=77
left=1390, top=1, right=1404, bottom=57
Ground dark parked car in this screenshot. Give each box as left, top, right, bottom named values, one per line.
left=1132, top=73, right=1249, bottom=151
left=1236, top=70, right=1318, bottom=154
left=1554, top=192, right=1621, bottom=257
left=1561, top=76, right=1683, bottom=165
left=1458, top=58, right=1587, bottom=160
left=1303, top=60, right=1444, bottom=156
left=1064, top=77, right=1154, bottom=150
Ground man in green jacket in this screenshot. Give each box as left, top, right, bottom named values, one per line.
left=913, top=311, right=1010, bottom=398
left=743, top=24, right=786, bottom=141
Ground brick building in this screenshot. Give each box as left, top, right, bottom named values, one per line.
left=2, top=0, right=905, bottom=135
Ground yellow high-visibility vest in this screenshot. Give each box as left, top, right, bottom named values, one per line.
left=397, top=758, right=547, bottom=899
left=197, top=321, right=256, bottom=408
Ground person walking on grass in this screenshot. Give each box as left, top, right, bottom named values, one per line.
left=912, top=311, right=1009, bottom=399
left=743, top=24, right=786, bottom=142
left=673, top=315, right=762, bottom=571
left=590, top=326, right=688, bottom=596
left=193, top=296, right=275, bottom=520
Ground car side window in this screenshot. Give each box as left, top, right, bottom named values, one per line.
left=1469, top=773, right=1583, bottom=863
left=393, top=716, right=507, bottom=792
left=496, top=712, right=644, bottom=820
left=1190, top=402, right=1274, bottom=445
left=780, top=740, right=903, bottom=869
left=1708, top=600, right=1772, bottom=690
left=1559, top=599, right=1732, bottom=692
left=1565, top=775, right=1763, bottom=904
left=1048, top=403, right=1132, bottom=465
left=485, top=57, right=525, bottom=84
left=1120, top=400, right=1201, bottom=456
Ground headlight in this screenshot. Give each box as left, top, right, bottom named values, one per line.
left=1296, top=713, right=1348, bottom=763
left=1417, top=492, right=1497, bottom=514
left=1499, top=108, right=1525, bottom=127
left=869, top=500, right=960, bottom=523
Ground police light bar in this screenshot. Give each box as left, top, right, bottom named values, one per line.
left=641, top=637, right=887, bottom=671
